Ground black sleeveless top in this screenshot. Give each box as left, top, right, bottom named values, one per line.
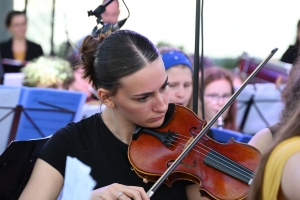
left=39, top=113, right=190, bottom=200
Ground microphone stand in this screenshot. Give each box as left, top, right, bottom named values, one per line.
left=192, top=0, right=201, bottom=115
left=88, top=0, right=114, bottom=37
left=147, top=48, right=278, bottom=198
left=50, top=0, right=56, bottom=56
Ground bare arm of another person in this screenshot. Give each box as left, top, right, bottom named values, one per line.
left=248, top=128, right=273, bottom=154
left=279, top=152, right=300, bottom=200
left=185, top=184, right=211, bottom=200
left=19, top=158, right=63, bottom=200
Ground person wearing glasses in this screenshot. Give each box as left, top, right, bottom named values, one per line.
left=198, top=66, right=238, bottom=131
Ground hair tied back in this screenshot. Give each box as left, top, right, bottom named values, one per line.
left=80, top=29, right=113, bottom=87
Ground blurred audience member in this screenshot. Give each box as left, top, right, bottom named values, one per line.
left=160, top=47, right=193, bottom=108
left=198, top=67, right=237, bottom=131
left=22, top=56, right=73, bottom=89
left=0, top=10, right=43, bottom=73
left=67, top=54, right=97, bottom=102
left=231, top=68, right=247, bottom=88
left=101, top=0, right=120, bottom=24
left=249, top=56, right=300, bottom=154
left=247, top=104, right=300, bottom=200
left=188, top=53, right=214, bottom=75
left=75, top=0, right=120, bottom=53
left=280, top=20, right=300, bottom=64
left=67, top=54, right=103, bottom=119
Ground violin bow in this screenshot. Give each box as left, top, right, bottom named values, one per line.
left=192, top=0, right=203, bottom=117
left=147, top=48, right=278, bottom=198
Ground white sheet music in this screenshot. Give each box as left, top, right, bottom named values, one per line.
left=3, top=73, right=24, bottom=86
left=62, top=156, right=96, bottom=200
left=0, top=87, right=22, bottom=154
left=236, top=83, right=284, bottom=134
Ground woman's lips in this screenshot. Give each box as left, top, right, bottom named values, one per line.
left=149, top=114, right=165, bottom=122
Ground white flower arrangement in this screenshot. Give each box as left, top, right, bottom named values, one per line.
left=22, top=56, right=74, bottom=89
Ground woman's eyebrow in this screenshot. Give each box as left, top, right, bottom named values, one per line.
left=133, top=77, right=168, bottom=97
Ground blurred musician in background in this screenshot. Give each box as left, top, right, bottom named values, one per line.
left=101, top=0, right=120, bottom=24
left=0, top=10, right=43, bottom=73
left=247, top=101, right=300, bottom=200
left=249, top=55, right=300, bottom=154
left=198, top=67, right=238, bottom=131
left=74, top=0, right=120, bottom=53
left=160, top=47, right=193, bottom=109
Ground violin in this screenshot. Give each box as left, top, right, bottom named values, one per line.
left=128, top=103, right=260, bottom=200
left=128, top=48, right=278, bottom=199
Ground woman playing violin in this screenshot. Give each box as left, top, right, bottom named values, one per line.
left=19, top=30, right=204, bottom=200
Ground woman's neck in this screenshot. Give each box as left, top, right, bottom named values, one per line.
left=13, top=36, right=26, bottom=43
left=102, top=107, right=136, bottom=144
left=12, top=37, right=26, bottom=53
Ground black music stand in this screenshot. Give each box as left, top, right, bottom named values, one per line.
left=0, top=86, right=86, bottom=149
left=0, top=137, right=50, bottom=200
left=0, top=104, right=75, bottom=146
left=236, top=83, right=284, bottom=134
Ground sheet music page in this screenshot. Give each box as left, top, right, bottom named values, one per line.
left=236, top=83, right=283, bottom=134
left=3, top=73, right=24, bottom=86
left=0, top=86, right=22, bottom=154
left=15, top=87, right=86, bottom=140
left=62, top=156, right=96, bottom=200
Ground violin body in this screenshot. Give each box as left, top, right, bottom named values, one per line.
left=128, top=104, right=261, bottom=200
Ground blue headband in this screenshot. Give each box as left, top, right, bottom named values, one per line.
left=161, top=51, right=193, bottom=72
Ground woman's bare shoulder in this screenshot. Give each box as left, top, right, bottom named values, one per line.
left=248, top=128, right=273, bottom=154
left=280, top=151, right=300, bottom=200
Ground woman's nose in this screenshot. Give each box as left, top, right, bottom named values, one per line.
left=176, top=86, right=185, bottom=98
left=153, top=94, right=168, bottom=113
left=217, top=97, right=226, bottom=105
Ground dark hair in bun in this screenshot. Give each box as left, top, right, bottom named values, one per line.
left=80, top=30, right=159, bottom=96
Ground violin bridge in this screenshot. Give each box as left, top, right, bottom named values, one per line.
left=183, top=137, right=194, bottom=150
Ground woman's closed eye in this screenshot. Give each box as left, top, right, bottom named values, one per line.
left=184, top=82, right=192, bottom=88
left=137, top=96, right=150, bottom=103
left=160, top=82, right=169, bottom=91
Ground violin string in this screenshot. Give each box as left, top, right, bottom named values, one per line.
left=169, top=134, right=254, bottom=180
left=175, top=133, right=254, bottom=176
left=174, top=134, right=255, bottom=178
left=173, top=133, right=254, bottom=175
left=169, top=138, right=254, bottom=181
